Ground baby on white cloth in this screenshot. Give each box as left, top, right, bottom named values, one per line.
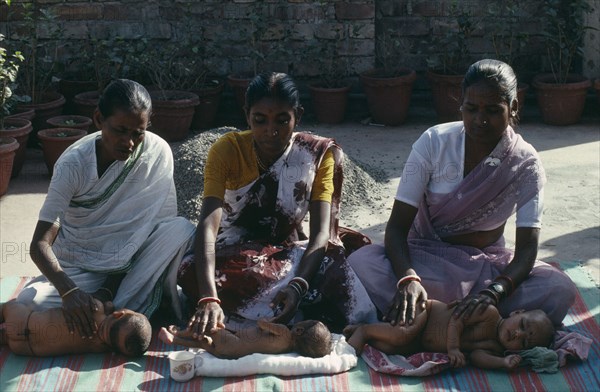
left=159, top=319, right=331, bottom=359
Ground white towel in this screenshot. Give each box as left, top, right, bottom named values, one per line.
left=191, top=333, right=357, bottom=377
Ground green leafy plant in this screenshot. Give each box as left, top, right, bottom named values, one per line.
left=540, top=0, right=595, bottom=84
left=57, top=35, right=131, bottom=92
left=486, top=0, right=530, bottom=71
left=7, top=1, right=62, bottom=103
left=136, top=10, right=221, bottom=99
left=376, top=29, right=413, bottom=78
left=422, top=0, right=477, bottom=75
left=0, top=33, right=25, bottom=129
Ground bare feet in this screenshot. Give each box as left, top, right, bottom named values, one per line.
left=158, top=327, right=175, bottom=344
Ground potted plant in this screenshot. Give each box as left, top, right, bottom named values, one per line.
left=56, top=36, right=126, bottom=114
left=37, top=128, right=87, bottom=175
left=0, top=136, right=18, bottom=196
left=422, top=1, right=476, bottom=122
left=0, top=33, right=32, bottom=178
left=533, top=0, right=593, bottom=125
left=7, top=2, right=65, bottom=141
left=136, top=41, right=200, bottom=142
left=227, top=3, right=292, bottom=118
left=360, top=30, right=417, bottom=126
left=486, top=0, right=531, bottom=116
left=306, top=33, right=352, bottom=124
left=46, top=114, right=92, bottom=133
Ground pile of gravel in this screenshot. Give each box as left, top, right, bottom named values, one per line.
left=172, top=127, right=388, bottom=225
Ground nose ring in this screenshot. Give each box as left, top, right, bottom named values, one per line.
left=272, top=130, right=279, bottom=136
left=483, top=120, right=487, bottom=125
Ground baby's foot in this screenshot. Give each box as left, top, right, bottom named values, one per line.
left=158, top=327, right=175, bottom=344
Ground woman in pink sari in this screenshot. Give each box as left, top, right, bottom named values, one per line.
left=348, top=59, right=576, bottom=326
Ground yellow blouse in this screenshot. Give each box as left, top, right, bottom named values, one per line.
left=204, top=131, right=334, bottom=202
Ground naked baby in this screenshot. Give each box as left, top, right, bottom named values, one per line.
left=0, top=298, right=152, bottom=357
left=159, top=319, right=332, bottom=359
left=343, top=299, right=555, bottom=370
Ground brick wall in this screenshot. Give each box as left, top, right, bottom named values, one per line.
left=1, top=0, right=597, bottom=92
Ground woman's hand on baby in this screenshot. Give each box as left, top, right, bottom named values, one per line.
left=451, top=293, right=494, bottom=320
left=384, top=281, right=427, bottom=326
left=61, top=289, right=98, bottom=339
left=188, top=301, right=225, bottom=338
left=269, top=286, right=300, bottom=324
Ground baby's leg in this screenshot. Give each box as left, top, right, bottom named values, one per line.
left=159, top=327, right=212, bottom=349
left=344, top=307, right=428, bottom=355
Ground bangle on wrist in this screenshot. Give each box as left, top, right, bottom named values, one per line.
left=288, top=280, right=308, bottom=298
left=396, top=274, right=421, bottom=290
left=197, top=296, right=221, bottom=307
left=97, top=287, right=113, bottom=300
left=494, top=275, right=514, bottom=295
left=479, top=288, right=499, bottom=305
left=290, top=277, right=309, bottom=292
left=61, top=286, right=80, bottom=299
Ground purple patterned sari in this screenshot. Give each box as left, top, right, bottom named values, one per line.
left=349, top=127, right=576, bottom=325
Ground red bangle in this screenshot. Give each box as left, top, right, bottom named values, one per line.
left=396, top=275, right=421, bottom=290
left=494, top=275, right=514, bottom=295
left=197, top=296, right=221, bottom=307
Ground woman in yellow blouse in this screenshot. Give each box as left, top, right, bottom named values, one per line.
left=178, top=72, right=376, bottom=336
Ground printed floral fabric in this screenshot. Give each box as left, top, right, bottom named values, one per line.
left=178, top=133, right=377, bottom=332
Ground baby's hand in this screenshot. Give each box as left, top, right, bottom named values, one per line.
left=448, top=348, right=466, bottom=367
left=504, top=354, right=522, bottom=369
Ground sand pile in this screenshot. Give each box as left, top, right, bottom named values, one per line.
left=172, top=127, right=388, bottom=225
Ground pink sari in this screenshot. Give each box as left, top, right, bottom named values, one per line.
left=349, top=127, right=576, bottom=325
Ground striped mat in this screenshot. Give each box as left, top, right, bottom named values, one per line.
left=1, top=261, right=598, bottom=392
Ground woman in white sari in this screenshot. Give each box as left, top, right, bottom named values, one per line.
left=19, top=79, right=195, bottom=338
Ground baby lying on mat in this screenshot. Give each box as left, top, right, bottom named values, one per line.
left=0, top=298, right=152, bottom=357
left=159, top=319, right=332, bottom=359
left=344, top=299, right=555, bottom=370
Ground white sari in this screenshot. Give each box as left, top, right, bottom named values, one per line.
left=19, top=131, right=195, bottom=318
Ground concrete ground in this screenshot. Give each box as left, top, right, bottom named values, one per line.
left=1, top=109, right=599, bottom=289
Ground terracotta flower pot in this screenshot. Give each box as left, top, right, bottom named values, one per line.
left=594, top=79, right=600, bottom=109
left=6, top=106, right=35, bottom=122
left=0, top=137, right=19, bottom=196
left=47, top=115, right=93, bottom=133
left=191, top=81, right=224, bottom=130
left=38, top=128, right=87, bottom=175
left=227, top=74, right=252, bottom=118
left=19, top=92, right=66, bottom=146
left=309, top=84, right=351, bottom=124
left=74, top=90, right=101, bottom=132
left=360, top=68, right=417, bottom=126
left=517, top=82, right=529, bottom=117
left=149, top=90, right=200, bottom=142
left=426, top=70, right=464, bottom=123
left=58, top=79, right=98, bottom=115
left=533, top=74, right=591, bottom=125
left=0, top=118, right=33, bottom=178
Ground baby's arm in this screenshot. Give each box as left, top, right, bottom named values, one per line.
left=470, top=350, right=522, bottom=370
left=256, top=319, right=290, bottom=336
left=446, top=313, right=466, bottom=367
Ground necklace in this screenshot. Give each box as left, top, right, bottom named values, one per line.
left=253, top=142, right=269, bottom=172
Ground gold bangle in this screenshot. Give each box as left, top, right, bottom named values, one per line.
left=61, top=286, right=80, bottom=299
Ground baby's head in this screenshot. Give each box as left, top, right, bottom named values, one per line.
left=100, top=309, right=152, bottom=357
left=498, top=309, right=555, bottom=351
left=290, top=320, right=332, bottom=358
